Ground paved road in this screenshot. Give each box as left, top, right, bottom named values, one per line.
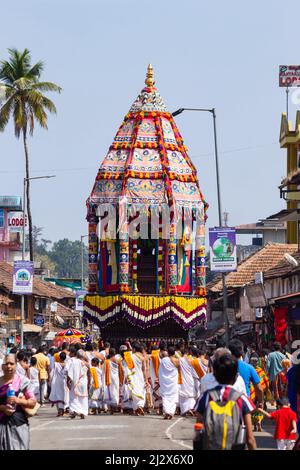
left=30, top=405, right=276, bottom=450
left=30, top=405, right=194, bottom=450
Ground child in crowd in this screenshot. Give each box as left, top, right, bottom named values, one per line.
left=258, top=397, right=298, bottom=450
left=29, top=356, right=40, bottom=401
left=89, top=357, right=102, bottom=415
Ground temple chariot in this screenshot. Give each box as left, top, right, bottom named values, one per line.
left=83, top=66, right=208, bottom=345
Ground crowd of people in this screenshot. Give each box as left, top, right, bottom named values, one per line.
left=0, top=337, right=300, bottom=450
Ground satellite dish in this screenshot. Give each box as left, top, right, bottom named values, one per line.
left=284, top=253, right=298, bottom=267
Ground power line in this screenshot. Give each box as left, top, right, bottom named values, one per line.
left=0, top=142, right=278, bottom=174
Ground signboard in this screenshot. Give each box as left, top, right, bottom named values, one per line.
left=227, top=308, right=236, bottom=325
left=75, top=290, right=87, bottom=312
left=12, top=260, right=34, bottom=294
left=34, top=315, right=45, bottom=327
left=245, top=284, right=267, bottom=308
left=50, top=301, right=58, bottom=312
left=8, top=212, right=27, bottom=232
left=240, top=292, right=256, bottom=322
left=279, top=65, right=300, bottom=87
left=0, top=196, right=22, bottom=209
left=209, top=227, right=237, bottom=272
left=254, top=272, right=263, bottom=284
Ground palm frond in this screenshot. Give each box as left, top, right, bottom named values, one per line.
left=32, top=104, right=48, bottom=130
left=27, top=60, right=44, bottom=80
left=31, top=81, right=62, bottom=93
left=0, top=95, right=15, bottom=131
left=26, top=90, right=44, bottom=106
left=13, top=97, right=27, bottom=138
left=13, top=77, right=34, bottom=90
left=0, top=84, right=14, bottom=103
left=41, top=96, right=57, bottom=114
left=0, top=60, right=16, bottom=84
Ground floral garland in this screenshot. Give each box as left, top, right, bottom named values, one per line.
left=84, top=294, right=206, bottom=331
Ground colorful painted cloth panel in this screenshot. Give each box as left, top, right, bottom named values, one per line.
left=114, top=120, right=135, bottom=143
left=125, top=178, right=166, bottom=204
left=167, top=150, right=193, bottom=175
left=161, top=117, right=177, bottom=145
left=128, top=148, right=162, bottom=173
left=136, top=118, right=157, bottom=144
left=100, top=149, right=129, bottom=173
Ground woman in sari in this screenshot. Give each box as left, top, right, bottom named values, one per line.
left=249, top=356, right=270, bottom=432
left=0, top=354, right=37, bottom=450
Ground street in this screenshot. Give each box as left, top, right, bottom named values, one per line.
left=30, top=405, right=276, bottom=451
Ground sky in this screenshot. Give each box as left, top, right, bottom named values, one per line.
left=0, top=0, right=299, bottom=246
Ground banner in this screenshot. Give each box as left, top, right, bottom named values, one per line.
left=279, top=65, right=300, bottom=87
left=209, top=227, right=237, bottom=272
left=76, top=290, right=87, bottom=311
left=13, top=261, right=34, bottom=294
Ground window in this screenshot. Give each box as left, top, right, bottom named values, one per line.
left=0, top=209, right=4, bottom=228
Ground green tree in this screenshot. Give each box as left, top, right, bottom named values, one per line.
left=0, top=48, right=61, bottom=261
left=49, top=239, right=88, bottom=278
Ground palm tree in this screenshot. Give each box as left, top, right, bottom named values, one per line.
left=0, top=48, right=61, bottom=261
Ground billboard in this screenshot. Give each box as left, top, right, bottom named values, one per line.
left=209, top=227, right=237, bottom=272
left=8, top=212, right=28, bottom=232
left=13, top=260, right=34, bottom=294
left=75, top=290, right=87, bottom=311
left=279, top=65, right=300, bottom=87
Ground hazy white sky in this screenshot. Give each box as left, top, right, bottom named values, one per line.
left=0, top=0, right=298, bottom=245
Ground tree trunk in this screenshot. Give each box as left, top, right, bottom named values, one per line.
left=22, top=129, right=33, bottom=261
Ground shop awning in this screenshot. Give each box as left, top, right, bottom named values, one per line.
left=23, top=324, right=42, bottom=333
left=43, top=331, right=57, bottom=340
left=271, top=291, right=300, bottom=304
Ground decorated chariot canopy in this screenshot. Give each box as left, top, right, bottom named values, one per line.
left=84, top=66, right=208, bottom=337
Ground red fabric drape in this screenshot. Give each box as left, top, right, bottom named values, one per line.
left=273, top=306, right=288, bottom=346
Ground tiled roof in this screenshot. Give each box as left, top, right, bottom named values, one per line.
left=0, top=261, right=75, bottom=300
left=56, top=303, right=79, bottom=318
left=208, top=243, right=298, bottom=292
left=264, top=250, right=300, bottom=279
left=0, top=294, right=13, bottom=305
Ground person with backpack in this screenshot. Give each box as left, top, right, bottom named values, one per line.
left=196, top=353, right=257, bottom=450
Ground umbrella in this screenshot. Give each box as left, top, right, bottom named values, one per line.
left=53, top=328, right=85, bottom=347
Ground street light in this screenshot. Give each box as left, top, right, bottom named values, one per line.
left=171, top=107, right=230, bottom=345
left=20, top=175, right=56, bottom=349
left=80, top=235, right=88, bottom=289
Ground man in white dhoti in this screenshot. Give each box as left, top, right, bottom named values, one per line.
left=179, top=353, right=198, bottom=416
left=67, top=349, right=89, bottom=419
left=119, top=346, right=133, bottom=413
left=130, top=343, right=146, bottom=415
left=158, top=346, right=180, bottom=420
left=103, top=348, right=120, bottom=413
left=49, top=352, right=69, bottom=416
left=149, top=346, right=162, bottom=414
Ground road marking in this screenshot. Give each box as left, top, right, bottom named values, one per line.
left=30, top=420, right=56, bottom=431
left=65, top=437, right=110, bottom=441
left=31, top=424, right=130, bottom=431
left=165, top=417, right=193, bottom=450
